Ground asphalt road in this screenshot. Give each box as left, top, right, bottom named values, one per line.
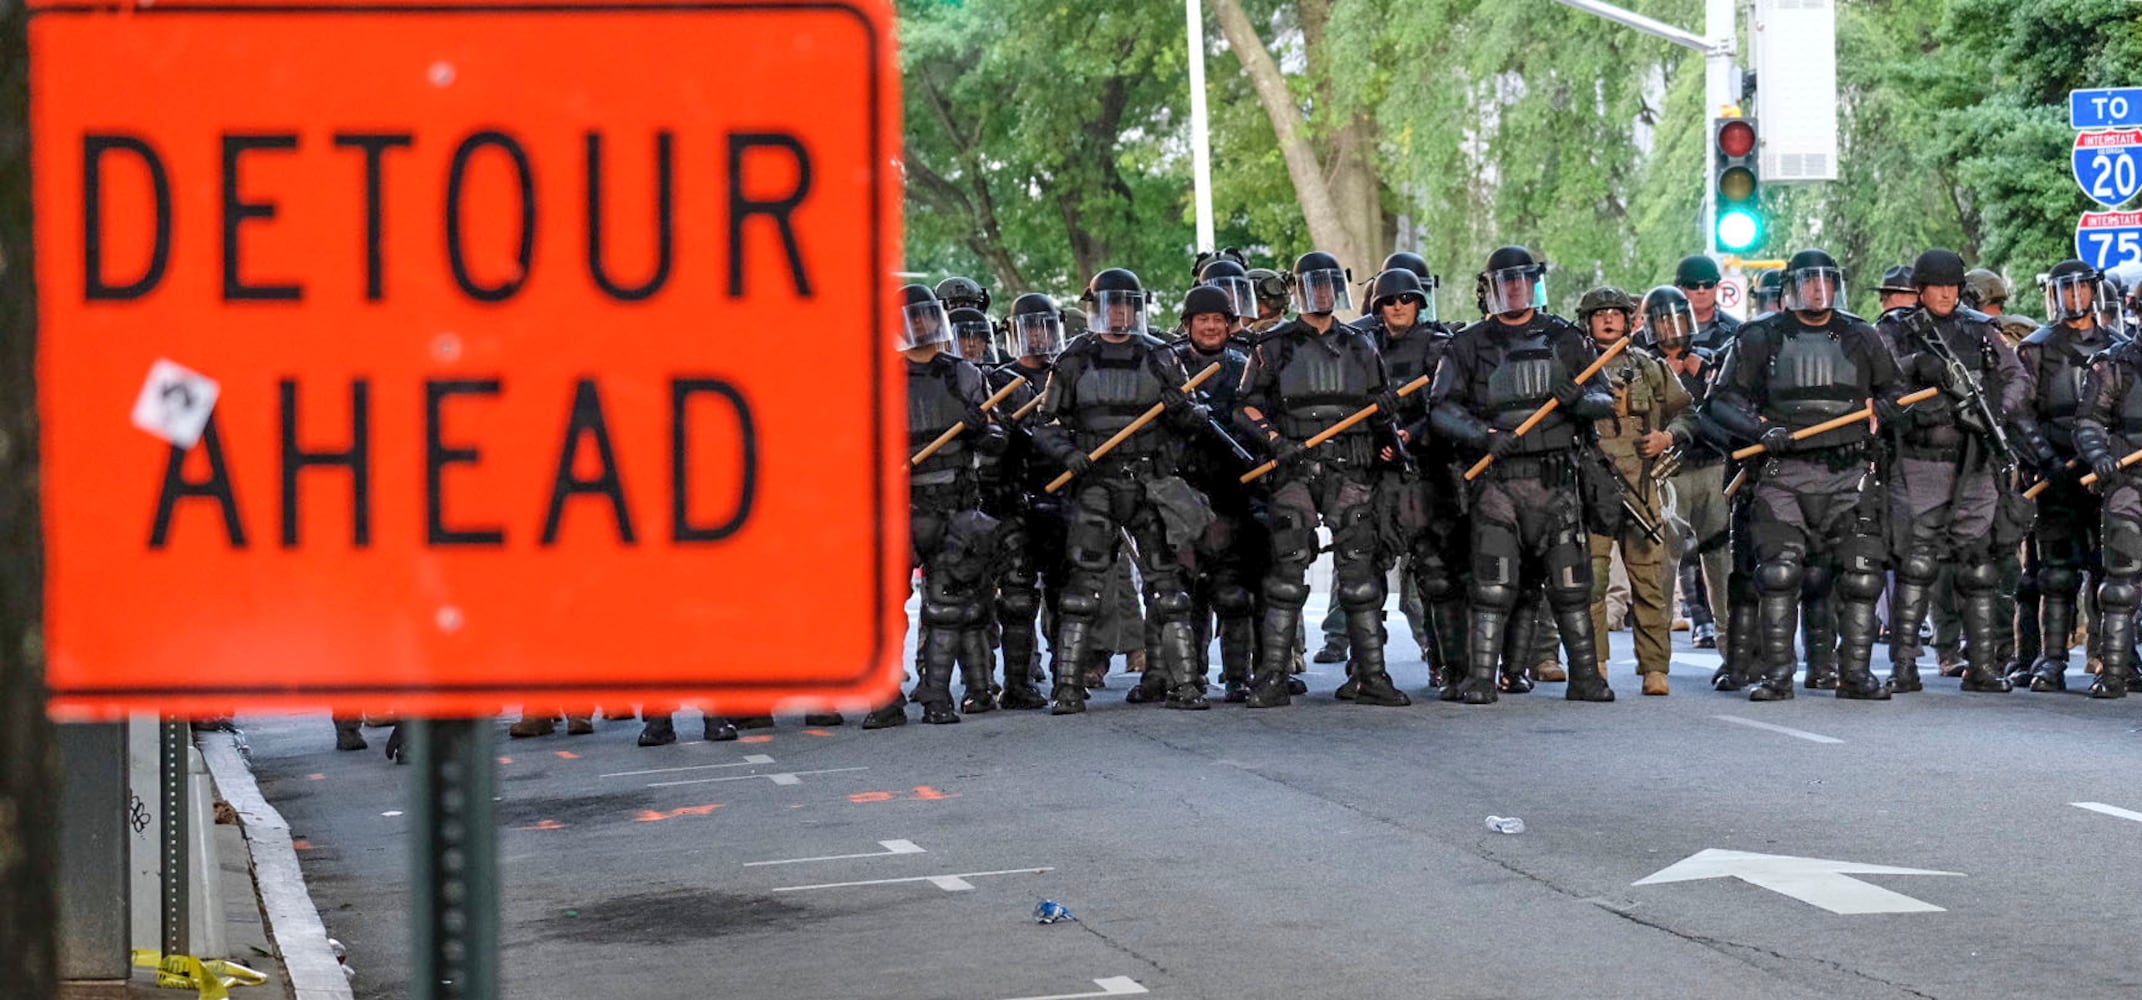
left=241, top=608, right=2142, bottom=1000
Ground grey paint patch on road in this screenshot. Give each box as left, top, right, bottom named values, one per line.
left=536, top=889, right=816, bottom=945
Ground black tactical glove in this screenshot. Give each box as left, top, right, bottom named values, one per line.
left=1872, top=396, right=1911, bottom=431
left=1373, top=389, right=1405, bottom=418
left=2089, top=450, right=2124, bottom=490
left=1759, top=424, right=1797, bottom=456
left=1271, top=437, right=1309, bottom=465
left=1486, top=430, right=1524, bottom=459
left=1062, top=451, right=1094, bottom=476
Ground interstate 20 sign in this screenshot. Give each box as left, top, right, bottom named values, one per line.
left=30, top=0, right=907, bottom=717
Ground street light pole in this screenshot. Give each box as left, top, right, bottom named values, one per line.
left=1186, top=0, right=1215, bottom=253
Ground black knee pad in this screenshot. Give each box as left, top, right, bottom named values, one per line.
left=921, top=597, right=967, bottom=627
left=1544, top=539, right=1591, bottom=603
left=1800, top=562, right=1833, bottom=598
left=1145, top=588, right=1194, bottom=618
left=1263, top=577, right=1311, bottom=610
left=1333, top=505, right=1379, bottom=566
left=2106, top=518, right=2142, bottom=577
left=1834, top=569, right=1883, bottom=603
left=1067, top=511, right=1118, bottom=573
left=911, top=510, right=947, bottom=561
left=1471, top=520, right=1521, bottom=588
left=996, top=587, right=1041, bottom=619
left=2038, top=565, right=2082, bottom=597
left=1953, top=561, right=2001, bottom=593
left=1210, top=581, right=1255, bottom=617
left=1057, top=590, right=1102, bottom=620
left=1756, top=559, right=1804, bottom=596
left=1896, top=551, right=1940, bottom=586
left=2100, top=576, right=2142, bottom=612
left=1470, top=581, right=1518, bottom=613
left=1334, top=572, right=1386, bottom=612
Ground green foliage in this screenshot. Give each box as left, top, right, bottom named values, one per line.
left=901, top=0, right=2142, bottom=314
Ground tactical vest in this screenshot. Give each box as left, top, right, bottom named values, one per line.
left=2108, top=347, right=2142, bottom=455
left=1763, top=325, right=1863, bottom=441
left=1901, top=315, right=1994, bottom=452
left=1273, top=330, right=1377, bottom=440
left=998, top=360, right=1058, bottom=494
left=1479, top=324, right=1580, bottom=455
left=908, top=356, right=974, bottom=482
left=1378, top=324, right=1445, bottom=427
left=2030, top=327, right=2112, bottom=451
left=1071, top=338, right=1169, bottom=456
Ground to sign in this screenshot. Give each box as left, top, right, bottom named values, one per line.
left=2077, top=212, right=2142, bottom=272
left=2074, top=130, right=2142, bottom=209
left=31, top=0, right=907, bottom=717
left=2072, top=87, right=2142, bottom=132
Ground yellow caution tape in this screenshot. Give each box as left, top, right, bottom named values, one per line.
left=131, top=949, right=268, bottom=999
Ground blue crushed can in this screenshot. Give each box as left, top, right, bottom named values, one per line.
left=1033, top=900, right=1075, bottom=924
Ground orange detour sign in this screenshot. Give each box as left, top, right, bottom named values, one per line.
left=30, top=0, right=907, bottom=718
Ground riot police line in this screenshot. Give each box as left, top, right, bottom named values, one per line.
left=331, top=247, right=2142, bottom=754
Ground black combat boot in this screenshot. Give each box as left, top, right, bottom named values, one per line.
left=1833, top=592, right=1891, bottom=700
left=637, top=714, right=678, bottom=746
left=704, top=716, right=740, bottom=741
left=334, top=717, right=368, bottom=751
left=2030, top=592, right=2075, bottom=691
left=1431, top=598, right=1468, bottom=700
left=2006, top=579, right=2042, bottom=684
left=2092, top=592, right=2134, bottom=699
left=1461, top=605, right=1509, bottom=705
left=1958, top=585, right=2014, bottom=693
left=1218, top=615, right=1254, bottom=703
left=1498, top=603, right=1538, bottom=694
left=1748, top=587, right=1800, bottom=701
left=1345, top=610, right=1411, bottom=706
left=1159, top=621, right=1210, bottom=710
left=1246, top=604, right=1301, bottom=708
left=1050, top=619, right=1093, bottom=715
left=1802, top=593, right=1839, bottom=690
left=861, top=697, right=909, bottom=729
left=1557, top=606, right=1615, bottom=702
left=959, top=628, right=997, bottom=713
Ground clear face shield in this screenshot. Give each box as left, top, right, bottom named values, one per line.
left=1785, top=267, right=1846, bottom=314
left=1090, top=289, right=1147, bottom=337
left=2044, top=273, right=2101, bottom=323
left=950, top=313, right=996, bottom=362
left=1003, top=312, right=1065, bottom=361
left=1294, top=268, right=1352, bottom=315
left=1647, top=300, right=1698, bottom=350
left=1205, top=276, right=1257, bottom=323
left=1484, top=266, right=1544, bottom=317
left=898, top=299, right=952, bottom=352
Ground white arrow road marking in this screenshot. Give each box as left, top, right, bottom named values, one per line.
left=1713, top=714, right=1844, bottom=744
left=649, top=766, right=867, bottom=788
left=772, top=867, right=1051, bottom=893
left=1635, top=849, right=1961, bottom=914
left=744, top=840, right=927, bottom=867
left=998, top=977, right=1150, bottom=1000
left=600, top=754, right=776, bottom=779
left=2073, top=801, right=2142, bottom=823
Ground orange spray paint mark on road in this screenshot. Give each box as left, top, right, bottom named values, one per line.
left=555, top=751, right=580, bottom=760
left=848, top=787, right=961, bottom=804
left=633, top=803, right=723, bottom=823
left=517, top=820, right=568, bottom=831
left=740, top=735, right=773, bottom=744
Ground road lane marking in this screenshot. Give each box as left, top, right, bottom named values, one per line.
left=649, top=766, right=868, bottom=788
left=999, top=977, right=1150, bottom=1000
left=1713, top=714, right=1843, bottom=744
left=772, top=867, right=1051, bottom=893
left=744, top=839, right=926, bottom=867
left=1635, top=848, right=1959, bottom=914
left=599, top=754, right=776, bottom=779
left=2073, top=801, right=2142, bottom=823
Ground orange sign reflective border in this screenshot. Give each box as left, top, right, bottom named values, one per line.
left=31, top=0, right=907, bottom=718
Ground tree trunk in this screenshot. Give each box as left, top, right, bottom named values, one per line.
left=0, top=1, right=60, bottom=993
left=1209, top=0, right=1366, bottom=277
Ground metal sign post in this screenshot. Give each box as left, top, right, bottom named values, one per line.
left=157, top=719, right=189, bottom=962
left=409, top=718, right=499, bottom=1000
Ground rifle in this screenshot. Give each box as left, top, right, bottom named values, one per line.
left=1595, top=449, right=1665, bottom=544
left=1906, top=307, right=2013, bottom=463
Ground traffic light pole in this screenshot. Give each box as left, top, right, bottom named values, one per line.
left=1553, top=0, right=1738, bottom=254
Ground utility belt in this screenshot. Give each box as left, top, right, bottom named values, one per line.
left=1774, top=440, right=1871, bottom=473
left=1897, top=443, right=1967, bottom=463
left=1478, top=449, right=1578, bottom=486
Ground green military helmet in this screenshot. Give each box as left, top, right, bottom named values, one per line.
left=1575, top=285, right=1638, bottom=322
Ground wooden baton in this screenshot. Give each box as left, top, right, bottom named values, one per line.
left=1044, top=362, right=1224, bottom=494
left=1462, top=336, right=1633, bottom=482
left=1237, top=373, right=1435, bottom=485
left=908, top=374, right=1027, bottom=466
left=1727, top=387, right=1941, bottom=461
left=2023, top=450, right=2142, bottom=498
left=2021, top=458, right=2087, bottom=501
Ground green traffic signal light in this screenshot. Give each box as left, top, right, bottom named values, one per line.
left=1717, top=209, right=1762, bottom=253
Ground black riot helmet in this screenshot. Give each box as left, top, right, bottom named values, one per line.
left=1753, top=268, right=1786, bottom=316
left=1083, top=267, right=1148, bottom=337
left=1292, top=250, right=1352, bottom=315
left=1003, top=292, right=1065, bottom=361
left=1191, top=246, right=1249, bottom=281
left=1642, top=285, right=1698, bottom=351
left=1181, top=284, right=1237, bottom=321
left=1912, top=249, right=1967, bottom=289
left=1481, top=245, right=1546, bottom=318
left=2043, top=259, right=2105, bottom=324
left=1377, top=252, right=1439, bottom=319
left=935, top=275, right=991, bottom=314
left=947, top=307, right=996, bottom=363
left=1198, top=258, right=1258, bottom=321
left=1367, top=268, right=1428, bottom=320
left=1783, top=248, right=1845, bottom=314
left=897, top=282, right=952, bottom=352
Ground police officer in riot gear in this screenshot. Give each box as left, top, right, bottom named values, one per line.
left=2015, top=261, right=2126, bottom=690
left=865, top=284, right=1006, bottom=728
left=1752, top=269, right=1785, bottom=319
left=1167, top=285, right=1263, bottom=701
left=1198, top=258, right=1261, bottom=341
left=986, top=292, right=1071, bottom=711
left=1963, top=269, right=2010, bottom=316
left=1245, top=267, right=1292, bottom=334
left=950, top=306, right=1002, bottom=367
left=1357, top=268, right=1463, bottom=694
left=2070, top=328, right=2142, bottom=698
left=1675, top=255, right=1742, bottom=353
left=936, top=275, right=992, bottom=315
left=1429, top=246, right=1620, bottom=704
left=1036, top=268, right=1216, bottom=713
left=1235, top=251, right=1413, bottom=707
left=1877, top=249, right=2031, bottom=695
left=1708, top=249, right=1905, bottom=701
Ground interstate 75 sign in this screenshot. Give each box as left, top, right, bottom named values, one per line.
left=30, top=0, right=906, bottom=717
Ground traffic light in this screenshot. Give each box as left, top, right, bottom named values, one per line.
left=1713, top=117, right=1763, bottom=254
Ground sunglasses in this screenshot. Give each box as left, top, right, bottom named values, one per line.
left=1681, top=281, right=1720, bottom=290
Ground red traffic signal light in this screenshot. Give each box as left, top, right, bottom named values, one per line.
left=1717, top=119, right=1757, bottom=159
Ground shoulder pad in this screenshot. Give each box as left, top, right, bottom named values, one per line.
left=1540, top=313, right=1586, bottom=337
left=1133, top=332, right=1169, bottom=351
left=2020, top=325, right=2059, bottom=346
left=1958, top=307, right=1994, bottom=325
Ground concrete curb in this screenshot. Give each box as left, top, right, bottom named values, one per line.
left=197, top=733, right=355, bottom=1000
